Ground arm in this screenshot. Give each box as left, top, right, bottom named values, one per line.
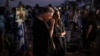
left=54, top=31, right=66, bottom=37
left=49, top=19, right=55, bottom=38
left=49, top=19, right=56, bottom=49
left=86, top=25, right=92, bottom=38
left=61, top=31, right=66, bottom=36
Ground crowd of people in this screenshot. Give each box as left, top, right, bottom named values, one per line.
left=0, top=1, right=100, bottom=56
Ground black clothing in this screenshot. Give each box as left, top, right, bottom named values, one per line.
left=53, top=19, right=65, bottom=56
left=87, top=15, right=97, bottom=41
left=33, top=18, right=50, bottom=56
left=81, top=16, right=90, bottom=49
left=96, top=17, right=100, bottom=56
left=81, top=15, right=97, bottom=56
left=53, top=20, right=65, bottom=35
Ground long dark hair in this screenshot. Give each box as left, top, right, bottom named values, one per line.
left=53, top=7, right=61, bottom=25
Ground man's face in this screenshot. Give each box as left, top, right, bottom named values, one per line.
left=46, top=11, right=54, bottom=19
left=43, top=11, right=54, bottom=22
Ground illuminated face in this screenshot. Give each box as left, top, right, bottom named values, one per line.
left=53, top=11, right=60, bottom=20
left=46, top=11, right=54, bottom=19
left=42, top=11, right=54, bottom=22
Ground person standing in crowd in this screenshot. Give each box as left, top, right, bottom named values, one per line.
left=15, top=1, right=27, bottom=56
left=86, top=12, right=97, bottom=56
left=9, top=8, right=16, bottom=33
left=52, top=7, right=66, bottom=56
left=32, top=7, right=55, bottom=56
left=8, top=8, right=16, bottom=56
left=72, top=10, right=82, bottom=53
left=0, top=7, right=5, bottom=55
left=65, top=10, right=75, bottom=53
left=81, top=9, right=97, bottom=55
left=65, top=10, right=81, bottom=53
left=81, top=9, right=89, bottom=51
left=95, top=10, right=100, bottom=56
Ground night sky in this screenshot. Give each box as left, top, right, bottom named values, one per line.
left=0, top=0, right=65, bottom=7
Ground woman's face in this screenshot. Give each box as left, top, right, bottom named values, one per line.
left=53, top=11, right=60, bottom=20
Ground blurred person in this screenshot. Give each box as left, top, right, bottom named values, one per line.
left=87, top=12, right=97, bottom=42
left=65, top=10, right=75, bottom=53
left=9, top=8, right=16, bottom=33
left=81, top=9, right=97, bottom=56
left=81, top=9, right=89, bottom=50
left=72, top=10, right=82, bottom=52
left=0, top=7, right=5, bottom=55
left=15, top=1, right=27, bottom=56
left=8, top=8, right=16, bottom=56
left=24, top=5, right=34, bottom=56
left=32, top=7, right=55, bottom=56
left=86, top=12, right=97, bottom=56
left=66, top=10, right=81, bottom=53
left=95, top=10, right=100, bottom=56
left=65, top=10, right=75, bottom=30
left=52, top=7, right=66, bottom=56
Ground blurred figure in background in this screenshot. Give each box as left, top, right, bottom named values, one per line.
left=86, top=12, right=97, bottom=56
left=96, top=10, right=100, bottom=56
left=8, top=8, right=16, bottom=56
left=0, top=7, right=5, bottom=55
left=15, top=1, right=27, bottom=56
left=81, top=9, right=89, bottom=51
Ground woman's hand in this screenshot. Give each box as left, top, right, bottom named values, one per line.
left=54, top=31, right=66, bottom=37
left=61, top=31, right=66, bottom=36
